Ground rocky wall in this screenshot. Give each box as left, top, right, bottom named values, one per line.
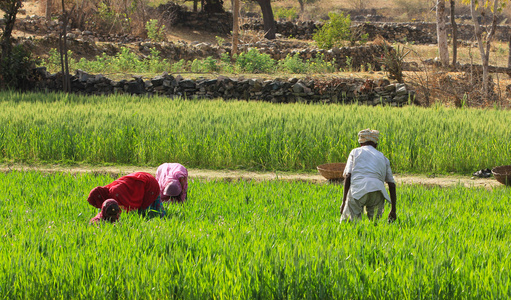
left=13, top=12, right=511, bottom=46
left=32, top=69, right=415, bottom=106
left=23, top=37, right=388, bottom=71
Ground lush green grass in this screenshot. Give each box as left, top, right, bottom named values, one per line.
left=0, top=170, right=510, bottom=299
left=0, top=91, right=510, bottom=174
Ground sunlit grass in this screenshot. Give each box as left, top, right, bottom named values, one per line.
left=0, top=91, right=510, bottom=174
left=0, top=170, right=510, bottom=299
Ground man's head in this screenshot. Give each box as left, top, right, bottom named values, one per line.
left=358, top=129, right=379, bottom=147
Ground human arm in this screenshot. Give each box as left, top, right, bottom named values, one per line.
left=387, top=182, right=397, bottom=222
left=340, top=173, right=351, bottom=216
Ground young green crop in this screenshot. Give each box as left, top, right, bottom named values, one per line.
left=0, top=170, right=510, bottom=299
left=0, top=91, right=510, bottom=174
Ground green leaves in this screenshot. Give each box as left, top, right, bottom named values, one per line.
left=1, top=172, right=511, bottom=298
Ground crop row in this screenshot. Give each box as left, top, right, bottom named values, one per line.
left=0, top=171, right=509, bottom=299
left=0, top=91, right=510, bottom=174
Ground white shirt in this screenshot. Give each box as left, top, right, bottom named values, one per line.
left=343, top=145, right=395, bottom=203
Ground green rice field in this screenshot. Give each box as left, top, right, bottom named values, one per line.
left=0, top=91, right=510, bottom=174
left=1, top=170, right=510, bottom=299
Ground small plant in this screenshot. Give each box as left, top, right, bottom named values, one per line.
left=279, top=53, right=307, bottom=74
left=215, top=36, right=225, bottom=47
left=345, top=56, right=353, bottom=72
left=235, top=49, right=275, bottom=73
left=378, top=43, right=410, bottom=83
left=273, top=7, right=298, bottom=21
left=146, top=19, right=166, bottom=42
left=191, top=56, right=219, bottom=73
left=367, top=63, right=373, bottom=72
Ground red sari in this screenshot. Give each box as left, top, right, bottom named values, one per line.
left=87, top=172, right=160, bottom=212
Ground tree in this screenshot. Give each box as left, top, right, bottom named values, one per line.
left=232, top=0, right=239, bottom=56
left=436, top=0, right=449, bottom=66
left=255, top=0, right=276, bottom=39
left=450, top=0, right=458, bottom=66
left=0, top=0, right=34, bottom=90
left=0, top=0, right=22, bottom=62
left=466, top=0, right=499, bottom=99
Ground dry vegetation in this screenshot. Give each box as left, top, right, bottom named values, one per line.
left=9, top=0, right=511, bottom=107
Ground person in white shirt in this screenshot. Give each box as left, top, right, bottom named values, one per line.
left=340, top=129, right=397, bottom=223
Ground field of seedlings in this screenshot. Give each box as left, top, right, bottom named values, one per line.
left=1, top=170, right=510, bottom=299
left=1, top=91, right=510, bottom=174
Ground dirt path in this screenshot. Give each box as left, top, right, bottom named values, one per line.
left=0, top=163, right=502, bottom=189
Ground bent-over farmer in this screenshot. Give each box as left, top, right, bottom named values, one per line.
left=87, top=172, right=165, bottom=223
left=340, top=129, right=397, bottom=222
left=155, top=163, right=188, bottom=203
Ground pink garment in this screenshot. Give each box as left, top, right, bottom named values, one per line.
left=155, top=163, right=188, bottom=202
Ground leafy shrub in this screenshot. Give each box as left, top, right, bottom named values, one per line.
left=146, top=48, right=169, bottom=73
left=235, top=49, right=275, bottom=73
left=0, top=45, right=36, bottom=89
left=171, top=59, right=187, bottom=73
left=313, top=12, right=352, bottom=49
left=146, top=19, right=166, bottom=42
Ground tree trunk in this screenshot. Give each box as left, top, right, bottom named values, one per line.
left=470, top=0, right=498, bottom=100
left=436, top=0, right=449, bottom=66
left=45, top=0, right=52, bottom=20
left=508, top=36, right=511, bottom=69
left=232, top=0, right=239, bottom=57
left=450, top=0, right=457, bottom=66
left=60, top=0, right=71, bottom=93
left=255, top=0, right=276, bottom=40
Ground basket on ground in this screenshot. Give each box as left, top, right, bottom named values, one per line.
left=317, top=163, right=347, bottom=181
left=492, top=165, right=511, bottom=186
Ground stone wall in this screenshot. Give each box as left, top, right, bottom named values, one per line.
left=13, top=12, right=511, bottom=45
left=242, top=20, right=511, bottom=44
left=23, top=36, right=388, bottom=71
left=32, top=69, right=415, bottom=106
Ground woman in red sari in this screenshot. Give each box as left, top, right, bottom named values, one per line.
left=87, top=172, right=165, bottom=223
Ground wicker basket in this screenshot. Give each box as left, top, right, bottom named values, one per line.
left=492, top=165, right=511, bottom=186
left=317, top=163, right=347, bottom=180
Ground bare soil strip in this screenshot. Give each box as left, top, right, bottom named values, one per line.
left=0, top=163, right=502, bottom=189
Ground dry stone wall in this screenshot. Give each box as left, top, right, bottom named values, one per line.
left=14, top=13, right=511, bottom=46
left=154, top=8, right=511, bottom=43
left=243, top=19, right=511, bottom=44
left=31, top=69, right=415, bottom=106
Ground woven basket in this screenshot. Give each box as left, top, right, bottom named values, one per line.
left=317, top=163, right=347, bottom=180
left=492, top=165, right=511, bottom=186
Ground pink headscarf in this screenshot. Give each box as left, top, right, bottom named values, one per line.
left=155, top=163, right=188, bottom=202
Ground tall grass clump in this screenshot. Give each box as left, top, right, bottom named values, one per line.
left=0, top=170, right=510, bottom=298
left=0, top=90, right=510, bottom=174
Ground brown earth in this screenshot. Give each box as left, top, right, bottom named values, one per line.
left=0, top=163, right=503, bottom=189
